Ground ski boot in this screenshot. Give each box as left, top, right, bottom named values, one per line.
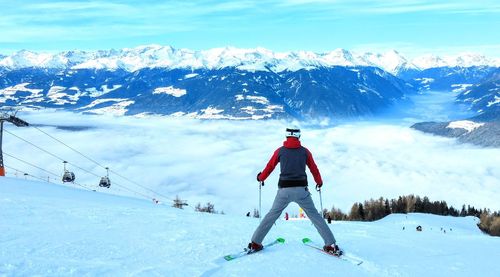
left=246, top=241, right=263, bottom=253
left=323, top=244, right=343, bottom=256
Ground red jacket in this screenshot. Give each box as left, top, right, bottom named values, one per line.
left=258, top=137, right=323, bottom=185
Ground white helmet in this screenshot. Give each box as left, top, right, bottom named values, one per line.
left=285, top=128, right=301, bottom=138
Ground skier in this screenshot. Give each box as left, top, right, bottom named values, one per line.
left=247, top=128, right=340, bottom=255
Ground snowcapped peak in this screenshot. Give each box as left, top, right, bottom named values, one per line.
left=0, top=49, right=61, bottom=69
left=361, top=49, right=415, bottom=74
left=412, top=52, right=497, bottom=69
left=254, top=46, right=273, bottom=54
left=412, top=54, right=447, bottom=69
left=453, top=52, right=489, bottom=67
left=321, top=48, right=358, bottom=67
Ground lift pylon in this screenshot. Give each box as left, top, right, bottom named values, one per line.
left=0, top=112, right=29, bottom=176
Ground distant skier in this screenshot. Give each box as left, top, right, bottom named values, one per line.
left=247, top=128, right=340, bottom=255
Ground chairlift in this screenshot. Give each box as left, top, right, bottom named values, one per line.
left=99, top=167, right=111, bottom=188
left=62, top=161, right=75, bottom=183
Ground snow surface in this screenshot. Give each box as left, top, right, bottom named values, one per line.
left=487, top=96, right=500, bottom=107
left=153, top=86, right=187, bottom=97
left=451, top=84, right=473, bottom=93
left=83, top=100, right=135, bottom=116
left=0, top=83, right=43, bottom=104
left=77, top=98, right=129, bottom=110
left=1, top=177, right=499, bottom=277
left=447, top=120, right=485, bottom=133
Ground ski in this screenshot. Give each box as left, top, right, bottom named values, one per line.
left=223, top=237, right=285, bottom=261
left=302, top=238, right=363, bottom=266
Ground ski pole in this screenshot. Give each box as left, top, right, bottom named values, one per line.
left=259, top=181, right=264, bottom=222
left=316, top=186, right=324, bottom=218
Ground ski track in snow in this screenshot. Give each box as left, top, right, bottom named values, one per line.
left=1, top=178, right=500, bottom=277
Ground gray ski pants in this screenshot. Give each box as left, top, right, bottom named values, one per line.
left=251, top=186, right=336, bottom=246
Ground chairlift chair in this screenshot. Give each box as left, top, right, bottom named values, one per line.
left=62, top=161, right=75, bottom=183
left=99, top=167, right=111, bottom=188
left=99, top=176, right=111, bottom=188
left=63, top=171, right=75, bottom=182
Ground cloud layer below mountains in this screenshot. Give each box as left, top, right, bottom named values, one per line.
left=3, top=110, right=499, bottom=215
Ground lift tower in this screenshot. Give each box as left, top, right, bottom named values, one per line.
left=0, top=112, right=29, bottom=176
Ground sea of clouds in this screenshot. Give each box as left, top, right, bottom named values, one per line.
left=2, top=110, right=499, bottom=216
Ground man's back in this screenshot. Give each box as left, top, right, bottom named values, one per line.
left=278, top=146, right=308, bottom=181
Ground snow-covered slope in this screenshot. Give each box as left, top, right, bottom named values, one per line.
left=1, top=45, right=498, bottom=75
left=1, top=177, right=499, bottom=276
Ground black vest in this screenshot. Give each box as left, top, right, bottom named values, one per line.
left=278, top=146, right=308, bottom=188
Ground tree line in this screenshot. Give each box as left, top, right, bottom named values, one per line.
left=171, top=194, right=500, bottom=236
left=323, top=195, right=500, bottom=237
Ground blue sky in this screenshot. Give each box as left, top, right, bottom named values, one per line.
left=0, top=0, right=499, bottom=57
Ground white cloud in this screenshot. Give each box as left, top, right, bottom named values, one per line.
left=3, top=110, right=499, bottom=216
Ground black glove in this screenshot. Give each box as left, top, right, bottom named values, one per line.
left=257, top=172, right=264, bottom=186
left=316, top=183, right=323, bottom=191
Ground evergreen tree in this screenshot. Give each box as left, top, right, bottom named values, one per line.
left=422, top=196, right=431, bottom=213
left=349, top=203, right=365, bottom=221
left=359, top=203, right=365, bottom=220
left=460, top=205, right=467, bottom=217
left=384, top=199, right=391, bottom=216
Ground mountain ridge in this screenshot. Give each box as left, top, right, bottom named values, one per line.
left=1, top=45, right=499, bottom=75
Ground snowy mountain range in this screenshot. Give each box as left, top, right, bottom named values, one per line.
left=1, top=45, right=498, bottom=75
left=0, top=45, right=499, bottom=119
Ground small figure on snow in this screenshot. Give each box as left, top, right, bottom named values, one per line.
left=246, top=212, right=251, bottom=217
left=416, top=225, right=423, bottom=232
left=285, top=212, right=289, bottom=221
left=247, top=128, right=340, bottom=255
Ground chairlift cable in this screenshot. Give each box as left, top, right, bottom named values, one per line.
left=4, top=129, right=103, bottom=179
left=5, top=127, right=153, bottom=198
left=108, top=169, right=175, bottom=201
left=4, top=129, right=66, bottom=162
left=3, top=161, right=94, bottom=191
left=4, top=165, right=57, bottom=185
left=7, top=127, right=179, bottom=204
left=4, top=165, right=47, bottom=182
left=33, top=126, right=105, bottom=169
left=3, top=151, right=60, bottom=178
left=31, top=126, right=175, bottom=202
